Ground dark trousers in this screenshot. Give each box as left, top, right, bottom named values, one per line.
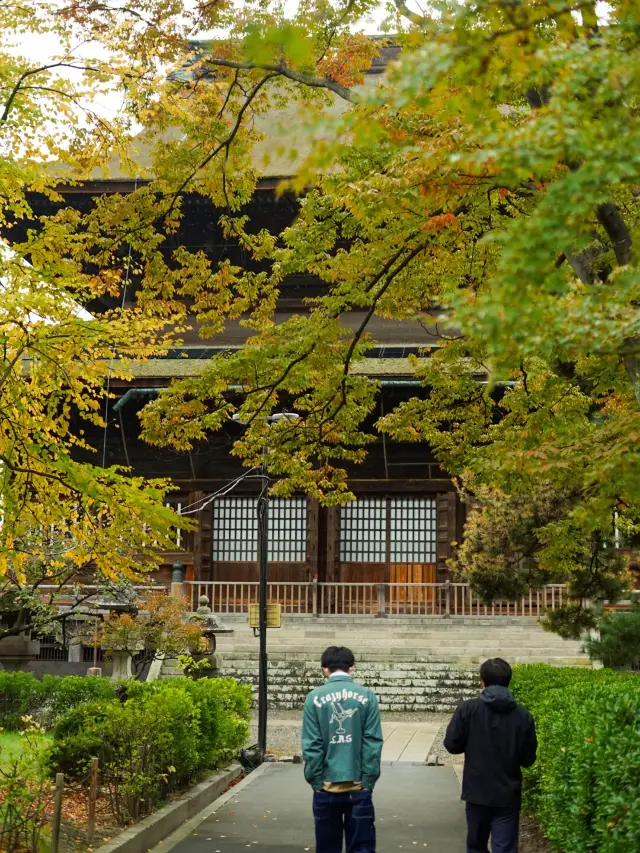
left=465, top=803, right=520, bottom=853
left=313, top=789, right=376, bottom=853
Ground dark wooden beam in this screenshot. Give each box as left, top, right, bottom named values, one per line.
left=55, top=176, right=285, bottom=195
left=170, top=478, right=456, bottom=493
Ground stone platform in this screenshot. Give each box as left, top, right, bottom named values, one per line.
left=197, top=614, right=590, bottom=712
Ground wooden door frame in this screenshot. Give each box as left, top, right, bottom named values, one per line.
left=329, top=491, right=458, bottom=584
left=194, top=493, right=318, bottom=583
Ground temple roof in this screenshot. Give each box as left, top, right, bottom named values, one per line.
left=90, top=42, right=398, bottom=181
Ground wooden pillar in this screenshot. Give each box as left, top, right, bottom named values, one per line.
left=307, top=499, right=320, bottom=581
left=191, top=491, right=212, bottom=582
left=384, top=498, right=391, bottom=585
left=326, top=506, right=339, bottom=582
left=436, top=491, right=457, bottom=581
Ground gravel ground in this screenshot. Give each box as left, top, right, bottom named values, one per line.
left=251, top=710, right=453, bottom=758
left=247, top=724, right=300, bottom=757
left=426, top=720, right=454, bottom=765
left=255, top=709, right=452, bottom=723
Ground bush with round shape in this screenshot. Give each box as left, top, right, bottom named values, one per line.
left=44, top=700, right=117, bottom=779
left=181, top=678, right=251, bottom=771
left=40, top=674, right=116, bottom=726
left=583, top=606, right=640, bottom=669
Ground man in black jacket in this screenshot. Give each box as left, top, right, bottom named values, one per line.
left=444, top=658, right=537, bottom=853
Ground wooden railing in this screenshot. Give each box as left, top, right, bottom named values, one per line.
left=187, top=581, right=570, bottom=618
left=32, top=580, right=581, bottom=618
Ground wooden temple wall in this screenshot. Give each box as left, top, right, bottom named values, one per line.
left=80, top=388, right=464, bottom=588
left=161, top=484, right=464, bottom=587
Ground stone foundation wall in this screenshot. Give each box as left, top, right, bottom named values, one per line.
left=222, top=658, right=479, bottom=712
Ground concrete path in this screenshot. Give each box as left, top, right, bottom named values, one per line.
left=258, top=717, right=442, bottom=763
left=161, top=763, right=465, bottom=853
left=380, top=721, right=441, bottom=762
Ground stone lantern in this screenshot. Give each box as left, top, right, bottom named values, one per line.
left=185, top=595, right=234, bottom=679
left=0, top=611, right=40, bottom=672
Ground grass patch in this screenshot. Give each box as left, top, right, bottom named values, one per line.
left=0, top=731, right=51, bottom=771
left=0, top=731, right=27, bottom=769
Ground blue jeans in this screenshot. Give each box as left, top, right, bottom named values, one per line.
left=465, top=803, right=520, bottom=853
left=313, top=789, right=376, bottom=853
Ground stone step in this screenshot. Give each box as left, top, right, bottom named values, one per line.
left=226, top=667, right=481, bottom=713
left=219, top=620, right=571, bottom=630
left=216, top=637, right=582, bottom=649
left=225, top=659, right=478, bottom=670
left=217, top=646, right=584, bottom=658
left=217, top=616, right=545, bottom=626
left=218, top=643, right=584, bottom=656
left=217, top=620, right=572, bottom=632
left=222, top=653, right=588, bottom=667
left=216, top=626, right=583, bottom=640
left=225, top=673, right=479, bottom=687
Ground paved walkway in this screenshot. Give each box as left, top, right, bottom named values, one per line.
left=255, top=717, right=444, bottom=763
left=161, top=763, right=466, bottom=853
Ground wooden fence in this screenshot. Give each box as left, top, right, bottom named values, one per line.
left=186, top=581, right=570, bottom=618
left=40, top=580, right=636, bottom=619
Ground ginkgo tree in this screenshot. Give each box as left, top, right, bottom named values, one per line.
left=5, top=0, right=640, bottom=637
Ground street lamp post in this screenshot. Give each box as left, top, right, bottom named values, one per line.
left=233, top=411, right=299, bottom=764
left=256, top=464, right=269, bottom=763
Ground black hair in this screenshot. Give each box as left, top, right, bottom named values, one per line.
left=480, top=658, right=512, bottom=687
left=321, top=646, right=355, bottom=673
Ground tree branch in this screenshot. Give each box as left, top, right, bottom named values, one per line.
left=163, top=72, right=279, bottom=222
left=202, top=57, right=358, bottom=104
left=596, top=202, right=633, bottom=267
left=393, top=0, right=428, bottom=26
left=1, top=61, right=110, bottom=123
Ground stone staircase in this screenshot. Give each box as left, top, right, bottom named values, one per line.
left=159, top=656, right=185, bottom=680
left=209, top=615, right=590, bottom=713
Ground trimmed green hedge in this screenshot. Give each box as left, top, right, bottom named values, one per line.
left=512, top=664, right=640, bottom=852
left=0, top=672, right=117, bottom=730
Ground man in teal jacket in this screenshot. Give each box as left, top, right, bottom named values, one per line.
left=302, top=646, right=383, bottom=853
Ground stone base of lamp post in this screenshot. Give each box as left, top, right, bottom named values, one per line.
left=110, top=649, right=133, bottom=681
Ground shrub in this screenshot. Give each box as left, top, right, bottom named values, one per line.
left=583, top=606, right=640, bottom=669
left=180, top=679, right=251, bottom=770
left=40, top=675, right=116, bottom=726
left=44, top=700, right=117, bottom=779
left=47, top=685, right=203, bottom=823
left=45, top=677, right=251, bottom=824
left=0, top=724, right=54, bottom=853
left=0, top=672, right=117, bottom=731
left=125, top=677, right=251, bottom=770
left=512, top=664, right=640, bottom=852
left=97, top=686, right=202, bottom=823
left=0, top=672, right=44, bottom=730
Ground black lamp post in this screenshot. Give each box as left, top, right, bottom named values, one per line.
left=256, top=467, right=269, bottom=763
left=233, top=411, right=299, bottom=764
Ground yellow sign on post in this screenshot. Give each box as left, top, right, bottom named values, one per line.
left=249, top=603, right=282, bottom=629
